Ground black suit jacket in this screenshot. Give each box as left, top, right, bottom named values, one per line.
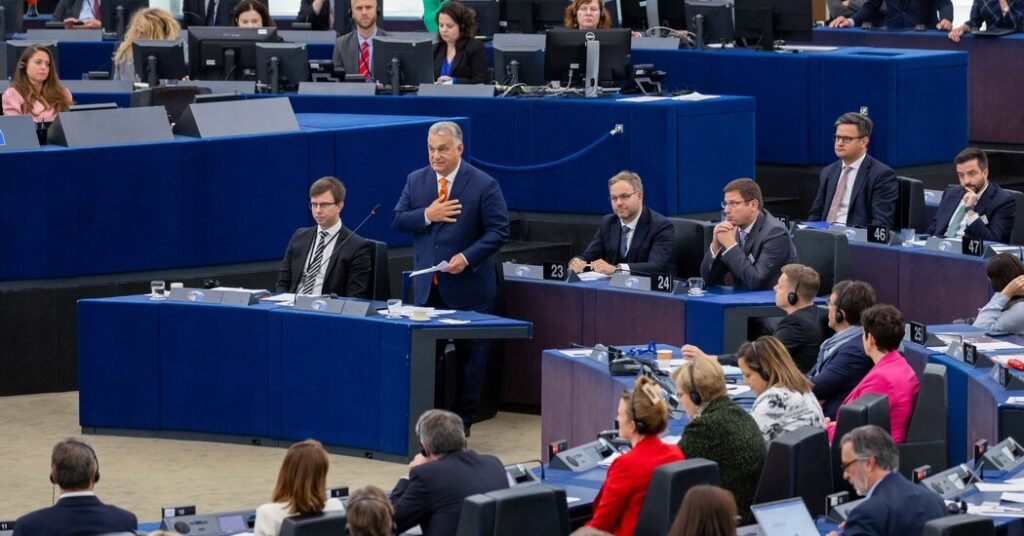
left=773, top=305, right=827, bottom=373
left=700, top=211, right=798, bottom=290
left=852, top=0, right=953, bottom=27
left=274, top=225, right=373, bottom=298
left=927, top=182, right=1016, bottom=243
left=13, top=495, right=137, bottom=536
left=296, top=0, right=331, bottom=30
left=182, top=0, right=241, bottom=27
left=807, top=155, right=898, bottom=228
left=576, top=208, right=675, bottom=275
left=843, top=472, right=946, bottom=536
left=390, top=450, right=509, bottom=536
left=432, top=39, right=489, bottom=84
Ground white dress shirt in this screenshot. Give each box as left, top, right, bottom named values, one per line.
left=833, top=152, right=867, bottom=226
left=305, top=220, right=342, bottom=296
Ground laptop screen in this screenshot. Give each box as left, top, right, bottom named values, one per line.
left=751, top=498, right=819, bottom=536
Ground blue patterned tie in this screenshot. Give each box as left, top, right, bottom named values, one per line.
left=620, top=225, right=631, bottom=258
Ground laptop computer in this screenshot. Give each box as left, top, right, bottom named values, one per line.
left=971, top=27, right=1016, bottom=37
left=751, top=497, right=820, bottom=536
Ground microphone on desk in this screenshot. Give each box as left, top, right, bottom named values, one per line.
left=297, top=203, right=381, bottom=293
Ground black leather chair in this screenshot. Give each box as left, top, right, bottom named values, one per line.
left=898, top=363, right=948, bottom=479
left=366, top=239, right=391, bottom=300
left=922, top=514, right=995, bottom=535
left=831, top=393, right=890, bottom=493
left=896, top=176, right=927, bottom=233
left=753, top=426, right=832, bottom=518
left=454, top=484, right=570, bottom=536
left=668, top=217, right=715, bottom=278
left=1004, top=189, right=1024, bottom=245
left=279, top=511, right=348, bottom=536
left=792, top=228, right=850, bottom=296
left=633, top=458, right=721, bottom=536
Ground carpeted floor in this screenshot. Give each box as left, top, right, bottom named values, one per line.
left=0, top=391, right=540, bottom=525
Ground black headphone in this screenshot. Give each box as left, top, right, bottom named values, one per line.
left=629, top=389, right=650, bottom=435
left=686, top=360, right=702, bottom=406
left=748, top=339, right=769, bottom=382
left=833, top=283, right=851, bottom=325
left=346, top=492, right=397, bottom=535
left=50, top=438, right=100, bottom=486
left=786, top=267, right=805, bottom=306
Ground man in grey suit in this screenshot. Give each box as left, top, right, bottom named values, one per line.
left=332, top=0, right=386, bottom=80
left=700, top=178, right=798, bottom=290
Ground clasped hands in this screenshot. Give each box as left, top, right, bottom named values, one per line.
left=568, top=258, right=616, bottom=275
left=710, top=221, right=738, bottom=254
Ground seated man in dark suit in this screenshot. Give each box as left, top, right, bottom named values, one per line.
left=275, top=176, right=373, bottom=298
left=13, top=438, right=137, bottom=536
left=684, top=264, right=825, bottom=372
left=809, top=280, right=876, bottom=419
left=390, top=410, right=509, bottom=536
left=700, top=178, right=798, bottom=290
left=828, top=425, right=946, bottom=536
left=332, top=0, right=386, bottom=80
left=829, top=0, right=952, bottom=29
left=808, top=113, right=897, bottom=229
left=569, top=171, right=675, bottom=276
left=182, top=0, right=242, bottom=27
left=928, top=147, right=1016, bottom=243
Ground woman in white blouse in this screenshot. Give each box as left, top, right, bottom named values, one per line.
left=254, top=439, right=345, bottom=536
left=974, top=253, right=1024, bottom=335
left=737, top=336, right=825, bottom=442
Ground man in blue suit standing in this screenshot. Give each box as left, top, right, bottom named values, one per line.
left=807, top=113, right=897, bottom=229
left=829, top=425, right=946, bottom=536
left=392, top=121, right=510, bottom=434
left=928, top=147, right=1017, bottom=243
left=14, top=438, right=137, bottom=536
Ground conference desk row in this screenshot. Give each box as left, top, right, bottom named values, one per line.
left=31, top=38, right=968, bottom=166
left=77, top=295, right=531, bottom=460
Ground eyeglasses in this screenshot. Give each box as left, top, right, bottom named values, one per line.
left=309, top=202, right=338, bottom=210
left=609, top=192, right=638, bottom=203
left=841, top=457, right=867, bottom=472
left=721, top=200, right=751, bottom=209
left=834, top=135, right=866, bottom=145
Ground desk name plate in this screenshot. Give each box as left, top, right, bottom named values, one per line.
left=294, top=295, right=374, bottom=317
left=609, top=273, right=686, bottom=294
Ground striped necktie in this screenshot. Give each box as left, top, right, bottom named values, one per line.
left=299, top=230, right=329, bottom=294
left=359, top=40, right=370, bottom=80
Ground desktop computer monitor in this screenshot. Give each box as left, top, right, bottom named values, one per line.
left=0, top=0, right=24, bottom=42
left=463, top=0, right=501, bottom=37
left=133, top=39, right=188, bottom=87
left=371, top=36, right=434, bottom=91
left=619, top=0, right=657, bottom=30
left=685, top=0, right=735, bottom=46
left=734, top=0, right=813, bottom=48
left=1, top=40, right=57, bottom=80
left=187, top=26, right=279, bottom=81
left=543, top=28, right=631, bottom=86
left=533, top=0, right=567, bottom=31
left=101, top=0, right=149, bottom=38
left=255, top=42, right=309, bottom=93
left=500, top=0, right=535, bottom=33
left=494, top=44, right=544, bottom=85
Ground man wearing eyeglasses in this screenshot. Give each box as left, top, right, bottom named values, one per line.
left=700, top=178, right=797, bottom=290
left=275, top=176, right=373, bottom=298
left=807, top=113, right=897, bottom=229
left=568, top=171, right=675, bottom=276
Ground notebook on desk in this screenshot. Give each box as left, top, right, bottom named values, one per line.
left=750, top=497, right=819, bottom=536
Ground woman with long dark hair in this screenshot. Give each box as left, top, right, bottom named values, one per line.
left=432, top=1, right=488, bottom=84
left=2, top=45, right=72, bottom=121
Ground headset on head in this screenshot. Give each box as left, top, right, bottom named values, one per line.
left=786, top=266, right=807, bottom=306
left=629, top=389, right=650, bottom=435
left=50, top=438, right=100, bottom=486
left=833, top=282, right=851, bottom=325
left=748, top=339, right=770, bottom=382
left=686, top=360, right=702, bottom=406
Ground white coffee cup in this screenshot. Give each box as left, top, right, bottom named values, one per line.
left=410, top=309, right=430, bottom=321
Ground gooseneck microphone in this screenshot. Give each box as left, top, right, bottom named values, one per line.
left=297, top=203, right=381, bottom=293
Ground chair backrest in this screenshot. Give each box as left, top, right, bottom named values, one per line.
left=279, top=511, right=348, bottom=536
left=1004, top=189, right=1024, bottom=245
left=633, top=458, right=721, bottom=536
left=896, top=176, right=927, bottom=232
left=792, top=228, right=850, bottom=296
left=366, top=239, right=391, bottom=300
left=906, top=363, right=947, bottom=443
left=831, top=393, right=890, bottom=493
left=753, top=426, right=832, bottom=518
left=454, top=484, right=570, bottom=536
left=922, top=514, right=995, bottom=536
left=669, top=217, right=714, bottom=278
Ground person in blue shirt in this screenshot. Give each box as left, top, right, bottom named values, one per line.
left=432, top=1, right=488, bottom=84
left=949, top=0, right=1024, bottom=41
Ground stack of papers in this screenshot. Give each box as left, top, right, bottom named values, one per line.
left=578, top=271, right=611, bottom=281
left=672, top=91, right=719, bottom=101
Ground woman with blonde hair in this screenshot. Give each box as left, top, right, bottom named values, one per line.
left=737, top=335, right=824, bottom=442
left=253, top=439, right=345, bottom=536
left=1, top=45, right=72, bottom=121
left=112, top=8, right=181, bottom=82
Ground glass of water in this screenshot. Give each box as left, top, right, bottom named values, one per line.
left=387, top=299, right=403, bottom=319
left=687, top=277, right=705, bottom=296
left=150, top=280, right=166, bottom=300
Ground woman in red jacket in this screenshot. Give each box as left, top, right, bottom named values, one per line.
left=584, top=375, right=685, bottom=536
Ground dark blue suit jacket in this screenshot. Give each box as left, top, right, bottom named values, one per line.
left=852, top=0, right=953, bottom=27
left=927, top=182, right=1016, bottom=243
left=13, top=495, right=137, bottom=536
left=390, top=450, right=509, bottom=536
left=811, top=335, right=873, bottom=419
left=577, top=207, right=676, bottom=275
left=699, top=210, right=798, bottom=290
left=807, top=155, right=898, bottom=229
left=968, top=0, right=1024, bottom=28
left=392, top=161, right=510, bottom=309
left=843, top=472, right=946, bottom=536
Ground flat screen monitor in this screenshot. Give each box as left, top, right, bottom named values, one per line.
left=255, top=42, right=309, bottom=93
left=750, top=498, right=819, bottom=536
left=685, top=0, right=735, bottom=46
left=100, top=0, right=149, bottom=36
left=132, top=39, right=188, bottom=86
left=187, top=26, right=279, bottom=81
left=500, top=0, right=535, bottom=33
left=371, top=36, right=434, bottom=87
left=1, top=40, right=58, bottom=81
left=463, top=0, right=501, bottom=37
left=619, top=0, right=658, bottom=31
left=734, top=0, right=813, bottom=47
left=494, top=45, right=544, bottom=85
left=0, top=0, right=24, bottom=41
left=543, top=28, right=631, bottom=86
left=533, top=0, right=566, bottom=31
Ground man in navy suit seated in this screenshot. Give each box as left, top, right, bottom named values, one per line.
left=928, top=147, right=1017, bottom=243
left=807, top=113, right=897, bottom=229
left=389, top=410, right=508, bottom=536
left=808, top=280, right=877, bottom=420
left=13, top=438, right=137, bottom=536
left=828, top=425, right=946, bottom=536
left=829, top=0, right=953, bottom=29
left=568, top=171, right=675, bottom=276
left=392, top=121, right=510, bottom=435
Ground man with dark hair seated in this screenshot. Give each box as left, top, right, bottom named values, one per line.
left=14, top=438, right=137, bottom=536
left=928, top=147, right=1016, bottom=244
left=390, top=410, right=508, bottom=536
left=809, top=280, right=877, bottom=420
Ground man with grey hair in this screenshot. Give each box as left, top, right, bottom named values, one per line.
left=828, top=425, right=945, bottom=536
left=14, top=438, right=137, bottom=536
left=807, top=112, right=897, bottom=229
left=389, top=410, right=508, bottom=536
left=392, top=121, right=510, bottom=435
left=569, top=171, right=675, bottom=276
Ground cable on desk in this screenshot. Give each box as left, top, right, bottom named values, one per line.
left=468, top=124, right=625, bottom=173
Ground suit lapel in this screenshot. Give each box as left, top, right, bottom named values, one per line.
left=848, top=157, right=871, bottom=210
left=448, top=162, right=471, bottom=202
left=745, top=213, right=766, bottom=256
left=449, top=48, right=466, bottom=75
left=626, top=210, right=651, bottom=261
left=974, top=183, right=997, bottom=216
left=824, top=162, right=842, bottom=205
left=323, top=226, right=352, bottom=281
left=294, top=228, right=317, bottom=288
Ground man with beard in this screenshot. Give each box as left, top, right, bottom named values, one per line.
left=331, top=0, right=386, bottom=72
left=928, top=147, right=1016, bottom=243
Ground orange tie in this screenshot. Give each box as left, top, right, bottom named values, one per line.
left=433, top=177, right=449, bottom=286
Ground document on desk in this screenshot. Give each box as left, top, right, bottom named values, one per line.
left=409, top=261, right=449, bottom=278
left=561, top=349, right=594, bottom=357
left=619, top=95, right=669, bottom=103
left=1002, top=492, right=1024, bottom=504
left=672, top=92, right=719, bottom=101
left=975, top=482, right=1024, bottom=492
left=263, top=293, right=296, bottom=303
left=967, top=502, right=1024, bottom=517
left=577, top=271, right=610, bottom=281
